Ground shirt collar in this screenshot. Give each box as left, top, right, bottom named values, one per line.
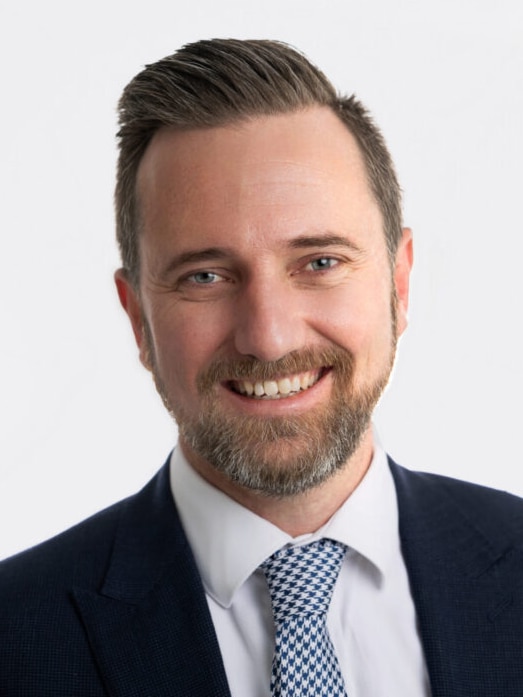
left=170, top=434, right=399, bottom=609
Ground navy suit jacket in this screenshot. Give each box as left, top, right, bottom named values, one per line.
left=1, top=458, right=523, bottom=696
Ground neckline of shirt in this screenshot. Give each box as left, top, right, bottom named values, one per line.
left=170, top=434, right=399, bottom=609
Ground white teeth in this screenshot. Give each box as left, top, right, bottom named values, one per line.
left=233, top=370, right=321, bottom=399
left=264, top=380, right=279, bottom=396
left=299, top=374, right=310, bottom=390
left=290, top=376, right=301, bottom=392
left=278, top=378, right=292, bottom=395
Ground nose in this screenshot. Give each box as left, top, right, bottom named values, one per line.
left=233, top=279, right=306, bottom=362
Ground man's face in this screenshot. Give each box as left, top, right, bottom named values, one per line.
left=116, top=107, right=412, bottom=497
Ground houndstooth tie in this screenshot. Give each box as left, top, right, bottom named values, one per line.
left=260, top=538, right=348, bottom=696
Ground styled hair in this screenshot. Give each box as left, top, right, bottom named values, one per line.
left=116, top=38, right=402, bottom=285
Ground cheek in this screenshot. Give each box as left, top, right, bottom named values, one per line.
left=308, top=281, right=393, bottom=355
left=148, top=304, right=232, bottom=391
left=308, top=282, right=396, bottom=391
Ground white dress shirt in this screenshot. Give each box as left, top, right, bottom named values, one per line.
left=170, top=440, right=431, bottom=696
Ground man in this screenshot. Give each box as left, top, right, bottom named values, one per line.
left=1, top=38, right=522, bottom=696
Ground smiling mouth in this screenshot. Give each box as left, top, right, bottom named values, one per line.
left=228, top=368, right=327, bottom=400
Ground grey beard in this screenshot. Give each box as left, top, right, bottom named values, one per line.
left=178, top=399, right=375, bottom=497
left=176, top=351, right=390, bottom=498
left=144, top=300, right=397, bottom=498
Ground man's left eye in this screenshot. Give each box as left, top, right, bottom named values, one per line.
left=307, top=257, right=338, bottom=271
left=189, top=271, right=221, bottom=284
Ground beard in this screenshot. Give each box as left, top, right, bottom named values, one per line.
left=144, top=300, right=397, bottom=498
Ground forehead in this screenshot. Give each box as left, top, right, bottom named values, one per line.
left=136, top=107, right=383, bottom=252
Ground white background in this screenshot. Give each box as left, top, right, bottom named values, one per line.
left=1, top=0, right=522, bottom=559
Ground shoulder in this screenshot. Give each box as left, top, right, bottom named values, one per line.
left=0, top=462, right=183, bottom=687
left=389, top=458, right=523, bottom=543
left=0, top=493, right=128, bottom=599
left=0, top=495, right=133, bottom=690
left=0, top=458, right=177, bottom=587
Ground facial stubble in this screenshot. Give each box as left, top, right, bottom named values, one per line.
left=143, top=298, right=398, bottom=498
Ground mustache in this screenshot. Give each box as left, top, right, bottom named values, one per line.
left=196, top=346, right=354, bottom=392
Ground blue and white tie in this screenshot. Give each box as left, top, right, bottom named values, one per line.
left=260, top=538, right=348, bottom=696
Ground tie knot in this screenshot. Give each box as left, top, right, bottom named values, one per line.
left=260, top=539, right=347, bottom=624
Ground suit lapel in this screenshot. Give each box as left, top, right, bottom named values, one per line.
left=71, top=455, right=523, bottom=696
left=390, top=460, right=523, bottom=697
left=73, top=463, right=231, bottom=697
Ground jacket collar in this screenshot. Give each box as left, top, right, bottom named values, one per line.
left=73, top=456, right=523, bottom=697
left=72, top=461, right=231, bottom=697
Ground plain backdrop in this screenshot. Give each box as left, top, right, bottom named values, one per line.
left=1, top=0, right=522, bottom=559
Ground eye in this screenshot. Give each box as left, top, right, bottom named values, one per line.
left=307, top=257, right=339, bottom=271
left=187, top=271, right=222, bottom=284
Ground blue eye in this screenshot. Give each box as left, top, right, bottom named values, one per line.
left=309, top=257, right=337, bottom=271
left=189, top=271, right=220, bottom=284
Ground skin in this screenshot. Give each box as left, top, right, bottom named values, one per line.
left=115, top=106, right=413, bottom=536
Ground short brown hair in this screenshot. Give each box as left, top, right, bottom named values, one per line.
left=116, top=38, right=402, bottom=285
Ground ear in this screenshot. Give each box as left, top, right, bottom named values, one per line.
left=393, top=227, right=413, bottom=337
left=114, top=269, right=152, bottom=370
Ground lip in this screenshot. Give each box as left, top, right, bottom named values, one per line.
left=219, top=367, right=333, bottom=416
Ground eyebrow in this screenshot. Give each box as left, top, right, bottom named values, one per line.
left=158, top=233, right=362, bottom=279
left=288, top=233, right=363, bottom=254
left=158, top=247, right=231, bottom=279
left=168, top=247, right=230, bottom=267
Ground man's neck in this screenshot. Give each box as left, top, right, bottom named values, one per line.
left=180, top=430, right=374, bottom=537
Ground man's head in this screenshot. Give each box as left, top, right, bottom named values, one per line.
left=114, top=40, right=412, bottom=500
left=115, top=39, right=403, bottom=287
